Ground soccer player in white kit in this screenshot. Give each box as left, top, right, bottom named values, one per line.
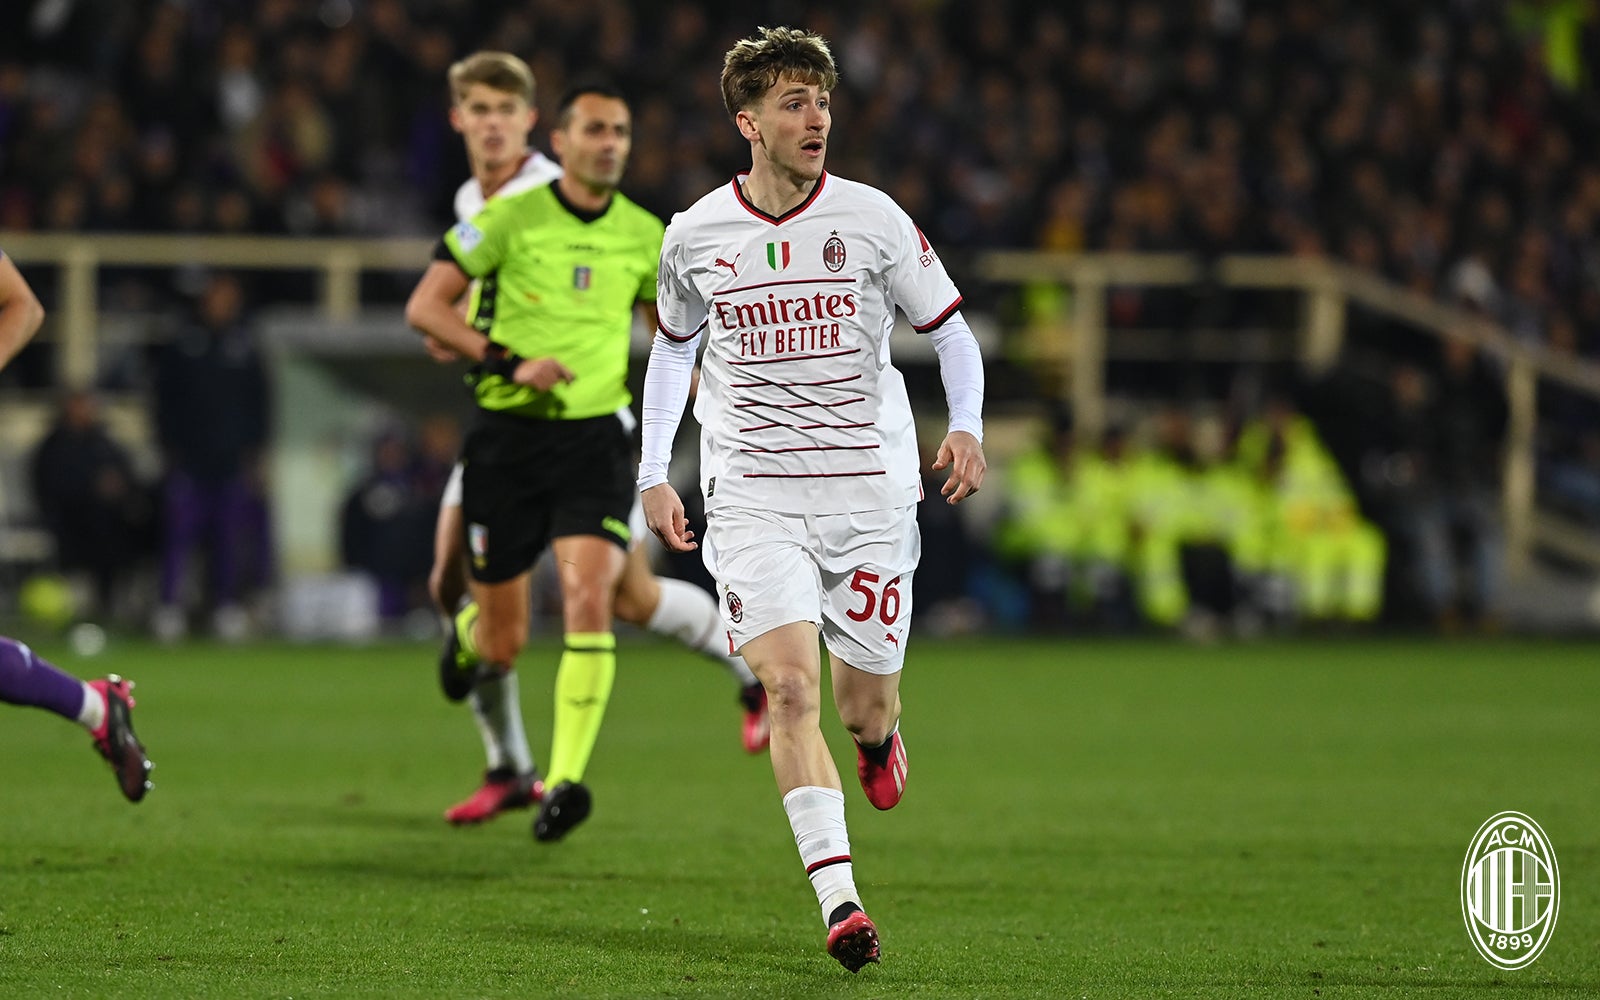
left=638, top=27, right=986, bottom=971
left=423, top=52, right=766, bottom=829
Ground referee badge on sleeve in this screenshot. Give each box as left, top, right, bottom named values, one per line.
left=451, top=221, right=483, bottom=254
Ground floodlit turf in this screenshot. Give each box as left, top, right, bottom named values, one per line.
left=1, top=632, right=1597, bottom=998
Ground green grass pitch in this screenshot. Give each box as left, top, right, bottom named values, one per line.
left=1, top=633, right=1596, bottom=998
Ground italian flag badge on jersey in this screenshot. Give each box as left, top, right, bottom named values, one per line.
left=766, top=241, right=791, bottom=270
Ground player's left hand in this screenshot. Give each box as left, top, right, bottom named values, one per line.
left=514, top=357, right=577, bottom=391
left=642, top=482, right=697, bottom=551
left=933, top=430, right=985, bottom=505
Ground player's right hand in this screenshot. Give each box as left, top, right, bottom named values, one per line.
left=642, top=482, right=697, bottom=551
left=422, top=335, right=460, bottom=363
left=514, top=357, right=577, bottom=391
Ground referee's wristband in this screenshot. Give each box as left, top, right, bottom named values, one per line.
left=481, top=342, right=524, bottom=380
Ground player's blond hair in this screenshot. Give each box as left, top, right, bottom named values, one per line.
left=720, top=26, right=838, bottom=119
left=448, top=51, right=535, bottom=105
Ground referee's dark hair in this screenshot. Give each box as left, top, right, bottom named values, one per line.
left=555, top=80, right=629, bottom=127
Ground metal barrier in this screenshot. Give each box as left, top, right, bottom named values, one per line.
left=0, top=233, right=432, bottom=386
left=2, top=233, right=1597, bottom=578
left=977, top=251, right=1600, bottom=578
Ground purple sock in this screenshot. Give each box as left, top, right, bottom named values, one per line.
left=0, top=636, right=87, bottom=721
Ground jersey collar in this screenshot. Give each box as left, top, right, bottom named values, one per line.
left=550, top=178, right=613, bottom=224
left=478, top=150, right=536, bottom=201
left=730, top=171, right=828, bottom=225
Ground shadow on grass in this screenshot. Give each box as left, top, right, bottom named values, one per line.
left=1311, top=972, right=1600, bottom=992
left=483, top=919, right=843, bottom=984
left=283, top=848, right=773, bottom=892
left=262, top=802, right=459, bottom=834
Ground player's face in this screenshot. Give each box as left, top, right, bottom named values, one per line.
left=450, top=83, right=536, bottom=171
left=744, top=79, right=830, bottom=183
left=551, top=93, right=632, bottom=191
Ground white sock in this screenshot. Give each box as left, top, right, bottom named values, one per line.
left=76, top=682, right=104, bottom=732
left=782, top=785, right=860, bottom=925
left=468, top=670, right=534, bottom=775
left=648, top=578, right=759, bottom=686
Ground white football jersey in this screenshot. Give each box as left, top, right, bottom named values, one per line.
left=453, top=150, right=561, bottom=221
left=657, top=171, right=963, bottom=515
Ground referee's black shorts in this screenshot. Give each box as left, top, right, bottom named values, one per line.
left=459, top=409, right=635, bottom=583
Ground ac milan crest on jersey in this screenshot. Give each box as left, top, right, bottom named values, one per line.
left=823, top=234, right=846, bottom=272
left=574, top=265, right=592, bottom=290
left=725, top=589, right=744, bottom=623
left=766, top=241, right=791, bottom=270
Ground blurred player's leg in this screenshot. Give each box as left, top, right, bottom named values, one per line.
left=446, top=668, right=543, bottom=824
left=0, top=636, right=88, bottom=719
left=612, top=543, right=767, bottom=751
left=441, top=571, right=541, bottom=822
left=0, top=637, right=152, bottom=801
left=439, top=599, right=483, bottom=702
left=428, top=464, right=469, bottom=627
left=737, top=682, right=771, bottom=754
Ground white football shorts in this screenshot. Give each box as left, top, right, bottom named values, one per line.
left=702, top=505, right=920, bottom=674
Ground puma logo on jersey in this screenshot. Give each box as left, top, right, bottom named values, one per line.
left=714, top=253, right=741, bottom=277
left=884, top=632, right=899, bottom=648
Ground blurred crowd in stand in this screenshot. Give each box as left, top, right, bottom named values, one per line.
left=2, top=0, right=1597, bottom=635
left=337, top=414, right=458, bottom=628
left=18, top=271, right=275, bottom=638
left=5, top=3, right=1600, bottom=336
left=990, top=363, right=1506, bottom=637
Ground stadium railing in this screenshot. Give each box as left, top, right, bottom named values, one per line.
left=976, top=250, right=1600, bottom=579
left=0, top=234, right=1595, bottom=581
